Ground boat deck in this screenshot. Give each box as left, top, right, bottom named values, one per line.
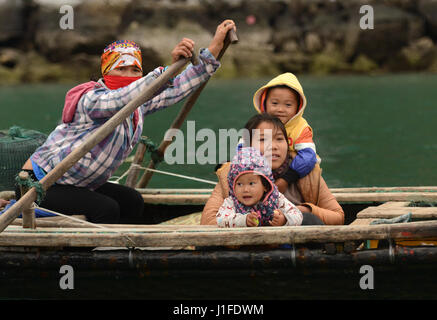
left=1, top=186, right=437, bottom=299
left=0, top=186, right=436, bottom=249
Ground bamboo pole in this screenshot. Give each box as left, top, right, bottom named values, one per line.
left=0, top=57, right=191, bottom=233
left=18, top=171, right=36, bottom=229
left=9, top=219, right=215, bottom=229
left=333, top=192, right=437, bottom=202
left=136, top=187, right=437, bottom=195
left=1, top=220, right=436, bottom=248
left=376, top=201, right=410, bottom=208
left=330, top=186, right=437, bottom=193
left=136, top=29, right=238, bottom=188
left=141, top=193, right=209, bottom=205
left=125, top=138, right=148, bottom=187
left=139, top=191, right=437, bottom=205
left=357, top=206, right=437, bottom=219
left=137, top=188, right=213, bottom=194
left=141, top=186, right=437, bottom=196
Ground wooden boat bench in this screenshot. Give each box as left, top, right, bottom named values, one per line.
left=10, top=215, right=87, bottom=228
left=351, top=201, right=437, bottom=248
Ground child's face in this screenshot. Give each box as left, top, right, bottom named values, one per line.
left=107, top=65, right=143, bottom=77
left=251, top=121, right=288, bottom=170
left=234, top=173, right=267, bottom=207
left=265, top=87, right=300, bottom=124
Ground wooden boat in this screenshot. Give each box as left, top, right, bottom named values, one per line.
left=1, top=32, right=435, bottom=298
left=1, top=185, right=436, bottom=299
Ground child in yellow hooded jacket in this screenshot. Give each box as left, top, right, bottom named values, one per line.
left=252, top=72, right=319, bottom=185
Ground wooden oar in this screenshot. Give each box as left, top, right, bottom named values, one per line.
left=0, top=57, right=192, bottom=233
left=125, top=138, right=148, bottom=188
left=136, top=29, right=238, bottom=188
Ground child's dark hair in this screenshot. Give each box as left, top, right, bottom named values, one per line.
left=243, top=113, right=288, bottom=147
left=260, top=175, right=272, bottom=192
left=265, top=85, right=301, bottom=106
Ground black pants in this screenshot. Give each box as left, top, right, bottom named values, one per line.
left=301, top=212, right=324, bottom=225
left=17, top=179, right=144, bottom=224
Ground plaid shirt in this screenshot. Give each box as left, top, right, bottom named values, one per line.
left=32, top=48, right=220, bottom=190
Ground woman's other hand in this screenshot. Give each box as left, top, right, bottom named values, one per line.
left=0, top=199, right=10, bottom=208
left=171, top=38, right=195, bottom=63
left=269, top=209, right=286, bottom=226
left=208, top=19, right=236, bottom=58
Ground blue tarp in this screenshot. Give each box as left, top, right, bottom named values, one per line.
left=0, top=199, right=56, bottom=218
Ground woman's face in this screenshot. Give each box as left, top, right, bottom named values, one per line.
left=251, top=121, right=288, bottom=170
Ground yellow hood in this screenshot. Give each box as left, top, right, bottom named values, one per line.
left=253, top=72, right=307, bottom=128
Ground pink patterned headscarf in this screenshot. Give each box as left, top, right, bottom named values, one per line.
left=228, top=147, right=279, bottom=226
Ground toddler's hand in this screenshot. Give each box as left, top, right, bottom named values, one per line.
left=171, top=38, right=195, bottom=63
left=246, top=211, right=259, bottom=227
left=269, top=209, right=286, bottom=226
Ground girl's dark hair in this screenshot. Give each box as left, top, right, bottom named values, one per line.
left=243, top=113, right=288, bottom=147
left=260, top=175, right=272, bottom=192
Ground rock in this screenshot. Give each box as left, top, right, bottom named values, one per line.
left=269, top=3, right=305, bottom=53
left=0, top=0, right=25, bottom=43
left=310, top=43, right=349, bottom=74
left=1, top=0, right=437, bottom=79
left=0, top=48, right=21, bottom=69
left=0, top=65, right=23, bottom=85
left=389, top=37, right=437, bottom=71
left=34, top=0, right=132, bottom=62
left=20, top=51, right=65, bottom=82
left=427, top=55, right=437, bottom=72
left=121, top=19, right=211, bottom=66
left=350, top=3, right=425, bottom=64
left=351, top=54, right=378, bottom=73
left=418, top=0, right=437, bottom=39
left=305, top=32, right=322, bottom=53
left=231, top=46, right=280, bottom=78
left=385, top=0, right=419, bottom=11
left=0, top=50, right=78, bottom=84
left=343, top=23, right=361, bottom=61
left=273, top=52, right=312, bottom=75
left=271, top=27, right=303, bottom=54
left=282, top=40, right=300, bottom=53
left=35, top=30, right=91, bottom=63
left=0, top=48, right=26, bottom=84
left=310, top=53, right=343, bottom=74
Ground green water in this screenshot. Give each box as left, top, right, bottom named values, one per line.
left=1, top=73, right=436, bottom=188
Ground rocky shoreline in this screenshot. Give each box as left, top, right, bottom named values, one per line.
left=1, top=0, right=437, bottom=84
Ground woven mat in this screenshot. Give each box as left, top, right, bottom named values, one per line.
left=160, top=212, right=202, bottom=225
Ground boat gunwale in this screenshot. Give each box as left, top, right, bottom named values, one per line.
left=1, top=219, right=436, bottom=248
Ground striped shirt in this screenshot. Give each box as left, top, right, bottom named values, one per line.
left=32, top=48, right=220, bottom=190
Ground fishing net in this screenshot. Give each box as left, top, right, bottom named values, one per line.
left=0, top=126, right=47, bottom=191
